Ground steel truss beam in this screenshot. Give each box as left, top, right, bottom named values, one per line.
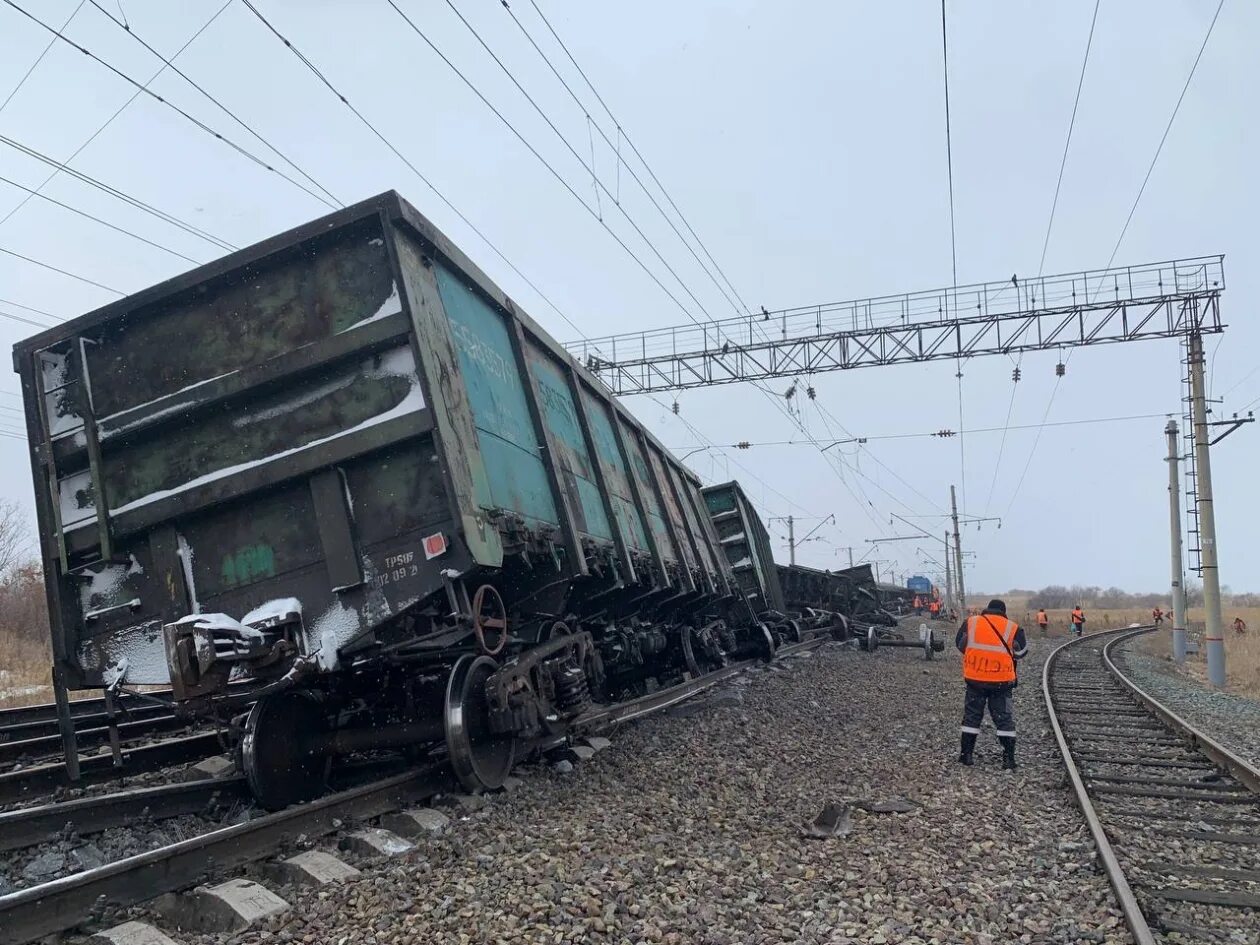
left=570, top=257, right=1225, bottom=395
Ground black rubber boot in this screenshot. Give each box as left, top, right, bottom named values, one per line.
left=1000, top=736, right=1017, bottom=770
left=959, top=732, right=977, bottom=766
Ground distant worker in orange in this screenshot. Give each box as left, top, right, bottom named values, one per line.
left=1152, top=606, right=1164, bottom=628
left=913, top=595, right=923, bottom=615
left=1036, top=609, right=1049, bottom=634
left=957, top=598, right=1027, bottom=769
left=929, top=598, right=941, bottom=618
left=1234, top=616, right=1248, bottom=635
left=1070, top=606, right=1086, bottom=636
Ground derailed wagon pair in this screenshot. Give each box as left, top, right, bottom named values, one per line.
left=14, top=192, right=781, bottom=809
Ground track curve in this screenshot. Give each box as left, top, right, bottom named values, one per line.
left=1045, top=626, right=1260, bottom=944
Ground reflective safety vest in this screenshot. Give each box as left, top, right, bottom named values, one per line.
left=962, top=614, right=1019, bottom=684
left=1036, top=611, right=1048, bottom=625
left=1071, top=609, right=1084, bottom=625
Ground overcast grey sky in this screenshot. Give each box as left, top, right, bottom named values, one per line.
left=0, top=0, right=1253, bottom=594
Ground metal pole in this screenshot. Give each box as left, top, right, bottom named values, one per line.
left=848, top=547, right=854, bottom=568
left=951, top=485, right=967, bottom=611
left=1188, top=332, right=1226, bottom=686
left=788, top=515, right=795, bottom=566
left=1166, top=420, right=1188, bottom=665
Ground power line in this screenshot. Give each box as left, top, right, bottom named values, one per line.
left=0, top=3, right=235, bottom=237
left=385, top=0, right=712, bottom=331
left=0, top=0, right=335, bottom=210
left=0, top=133, right=236, bottom=252
left=1005, top=0, right=1226, bottom=519
left=1038, top=0, right=1101, bottom=277
left=940, top=0, right=967, bottom=520
left=501, top=1, right=746, bottom=317
left=0, top=296, right=63, bottom=321
left=0, top=0, right=85, bottom=114
left=1103, top=0, right=1226, bottom=269
left=0, top=306, right=60, bottom=330
left=669, top=410, right=1172, bottom=449
left=523, top=0, right=751, bottom=316
left=0, top=172, right=202, bottom=265
left=85, top=0, right=342, bottom=210
left=0, top=245, right=123, bottom=294
left=239, top=0, right=587, bottom=342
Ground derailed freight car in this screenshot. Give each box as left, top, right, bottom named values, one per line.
left=701, top=481, right=849, bottom=642
left=13, top=191, right=772, bottom=807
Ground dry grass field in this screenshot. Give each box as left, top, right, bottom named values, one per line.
left=998, top=593, right=1260, bottom=700
left=0, top=633, right=55, bottom=709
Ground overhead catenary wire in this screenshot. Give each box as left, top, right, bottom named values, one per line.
left=238, top=0, right=589, bottom=342
left=84, top=0, right=343, bottom=210
left=0, top=133, right=237, bottom=252
left=0, top=3, right=237, bottom=239
left=987, top=0, right=1101, bottom=516
left=500, top=0, right=747, bottom=317
left=385, top=0, right=716, bottom=332
left=939, top=0, right=967, bottom=519
left=0, top=245, right=123, bottom=294
left=1038, top=0, right=1101, bottom=277
left=0, top=306, right=61, bottom=330
left=0, top=0, right=336, bottom=210
left=0, top=0, right=85, bottom=114
left=1003, top=1, right=1225, bottom=520
left=523, top=0, right=752, bottom=317
left=1101, top=0, right=1226, bottom=272
left=0, top=172, right=203, bottom=265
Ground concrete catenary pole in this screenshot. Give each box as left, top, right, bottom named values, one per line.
left=1165, top=420, right=1188, bottom=665
left=1187, top=331, right=1225, bottom=686
left=951, top=485, right=967, bottom=612
left=787, top=515, right=795, bottom=566
left=944, top=531, right=954, bottom=612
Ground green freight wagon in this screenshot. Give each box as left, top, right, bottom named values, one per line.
left=13, top=191, right=765, bottom=807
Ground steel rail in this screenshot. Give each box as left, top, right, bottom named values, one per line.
left=1104, top=626, right=1260, bottom=794
left=0, top=776, right=249, bottom=853
left=0, top=732, right=222, bottom=805
left=0, top=712, right=189, bottom=765
left=0, top=632, right=837, bottom=944
left=1044, top=628, right=1158, bottom=945
left=0, top=765, right=451, bottom=945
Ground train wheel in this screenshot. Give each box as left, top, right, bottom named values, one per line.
left=865, top=625, right=879, bottom=653
left=242, top=690, right=330, bottom=811
left=757, top=622, right=777, bottom=662
left=445, top=654, right=516, bottom=792
left=785, top=619, right=803, bottom=644
left=830, top=613, right=850, bottom=641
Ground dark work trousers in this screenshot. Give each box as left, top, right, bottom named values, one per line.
left=961, top=681, right=1016, bottom=738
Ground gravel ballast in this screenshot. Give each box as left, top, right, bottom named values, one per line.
left=143, top=635, right=1132, bottom=945
left=1113, top=636, right=1260, bottom=769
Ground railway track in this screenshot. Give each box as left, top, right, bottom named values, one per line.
left=0, top=634, right=829, bottom=945
left=1046, top=626, right=1260, bottom=944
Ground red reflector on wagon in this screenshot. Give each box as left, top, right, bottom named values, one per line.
left=423, top=532, right=447, bottom=559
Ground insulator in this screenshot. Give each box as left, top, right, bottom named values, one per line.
left=552, top=663, right=591, bottom=714
left=1055, top=362, right=1066, bottom=377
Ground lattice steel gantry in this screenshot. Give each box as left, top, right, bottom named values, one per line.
left=570, top=256, right=1224, bottom=395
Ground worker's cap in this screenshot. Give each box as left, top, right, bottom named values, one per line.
left=986, top=599, right=1007, bottom=616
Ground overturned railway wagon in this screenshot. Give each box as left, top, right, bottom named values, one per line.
left=14, top=191, right=773, bottom=807
left=701, top=481, right=847, bottom=642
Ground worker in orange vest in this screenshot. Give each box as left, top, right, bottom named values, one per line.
left=956, top=598, right=1027, bottom=769
left=913, top=595, right=923, bottom=615
left=1036, top=609, right=1049, bottom=634
left=929, top=598, right=941, bottom=618
left=1070, top=606, right=1085, bottom=636
left=1152, top=606, right=1164, bottom=627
